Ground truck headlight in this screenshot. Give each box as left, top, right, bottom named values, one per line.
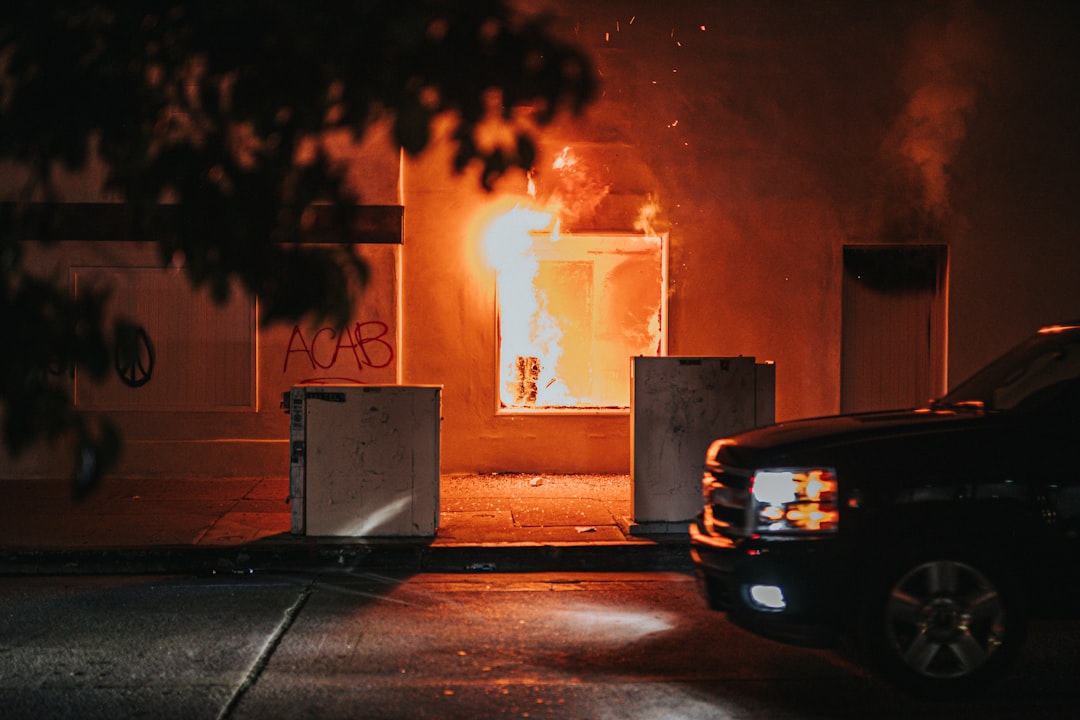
left=750, top=468, right=839, bottom=534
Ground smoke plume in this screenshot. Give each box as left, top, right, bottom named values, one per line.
left=886, top=0, right=992, bottom=227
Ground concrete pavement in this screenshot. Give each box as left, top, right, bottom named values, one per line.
left=0, top=473, right=692, bottom=575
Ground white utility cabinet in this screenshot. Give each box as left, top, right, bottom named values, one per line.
left=631, top=357, right=774, bottom=531
left=288, top=385, right=441, bottom=537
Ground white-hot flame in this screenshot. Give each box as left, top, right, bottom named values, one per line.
left=482, top=204, right=574, bottom=407
left=477, top=148, right=665, bottom=409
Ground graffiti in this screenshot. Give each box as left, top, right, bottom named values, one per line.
left=115, top=325, right=155, bottom=388
left=283, top=321, right=394, bottom=377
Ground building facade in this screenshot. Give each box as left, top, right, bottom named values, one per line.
left=5, top=0, right=1079, bottom=480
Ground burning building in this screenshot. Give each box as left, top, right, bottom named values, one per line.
left=3, top=0, right=1080, bottom=481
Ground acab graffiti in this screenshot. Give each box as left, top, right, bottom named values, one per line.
left=283, top=321, right=394, bottom=382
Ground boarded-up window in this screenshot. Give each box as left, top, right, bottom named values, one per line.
left=73, top=267, right=255, bottom=411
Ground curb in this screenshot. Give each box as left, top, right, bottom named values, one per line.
left=0, top=540, right=693, bottom=577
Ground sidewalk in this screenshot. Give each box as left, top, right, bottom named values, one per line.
left=0, top=474, right=692, bottom=575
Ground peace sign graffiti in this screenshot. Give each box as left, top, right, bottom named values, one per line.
left=114, top=325, right=155, bottom=388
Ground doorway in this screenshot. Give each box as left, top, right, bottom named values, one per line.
left=841, top=245, right=948, bottom=412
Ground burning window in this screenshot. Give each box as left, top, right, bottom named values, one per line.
left=484, top=209, right=667, bottom=410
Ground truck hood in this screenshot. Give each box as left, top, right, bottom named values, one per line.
left=717, top=406, right=985, bottom=466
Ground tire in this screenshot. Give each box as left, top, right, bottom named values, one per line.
left=859, top=556, right=1026, bottom=698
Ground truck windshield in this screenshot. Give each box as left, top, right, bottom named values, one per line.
left=938, top=326, right=1080, bottom=412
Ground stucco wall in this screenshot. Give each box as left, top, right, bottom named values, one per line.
left=947, top=1, right=1080, bottom=380
left=399, top=0, right=1080, bottom=473
left=397, top=1, right=881, bottom=471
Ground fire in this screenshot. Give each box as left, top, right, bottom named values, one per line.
left=481, top=203, right=574, bottom=408
left=476, top=149, right=667, bottom=410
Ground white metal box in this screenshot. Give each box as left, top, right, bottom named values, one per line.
left=288, top=385, right=441, bottom=537
left=631, top=357, right=774, bottom=529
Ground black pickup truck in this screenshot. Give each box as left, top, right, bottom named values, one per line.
left=690, top=322, right=1080, bottom=697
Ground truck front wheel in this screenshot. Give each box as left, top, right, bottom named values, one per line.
left=860, top=557, right=1026, bottom=698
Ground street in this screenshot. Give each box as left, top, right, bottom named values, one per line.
left=1, top=571, right=1078, bottom=719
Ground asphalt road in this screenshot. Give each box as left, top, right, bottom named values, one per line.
left=1, top=571, right=1078, bottom=719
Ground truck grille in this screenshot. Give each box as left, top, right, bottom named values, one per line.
left=702, top=465, right=752, bottom=535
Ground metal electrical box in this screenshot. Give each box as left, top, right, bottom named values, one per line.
left=288, top=385, right=441, bottom=537
left=630, top=357, right=774, bottom=531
